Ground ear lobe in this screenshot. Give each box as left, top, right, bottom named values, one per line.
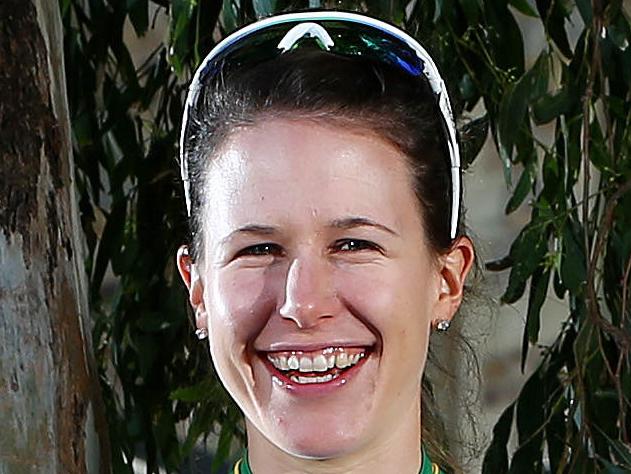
left=436, top=236, right=475, bottom=320
left=176, top=245, right=209, bottom=336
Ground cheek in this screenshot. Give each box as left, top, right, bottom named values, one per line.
left=207, top=267, right=280, bottom=345
left=336, top=261, right=435, bottom=332
left=204, top=267, right=281, bottom=406
left=336, top=261, right=434, bottom=380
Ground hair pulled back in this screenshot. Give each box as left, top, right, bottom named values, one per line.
left=182, top=47, right=463, bottom=472
left=183, top=48, right=458, bottom=261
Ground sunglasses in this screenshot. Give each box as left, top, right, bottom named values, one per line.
left=180, top=10, right=461, bottom=239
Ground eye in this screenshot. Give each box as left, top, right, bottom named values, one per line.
left=235, top=243, right=283, bottom=258
left=333, top=239, right=382, bottom=253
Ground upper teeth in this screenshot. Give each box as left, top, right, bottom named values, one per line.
left=267, top=349, right=366, bottom=372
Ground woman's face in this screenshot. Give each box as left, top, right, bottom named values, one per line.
left=179, top=118, right=470, bottom=460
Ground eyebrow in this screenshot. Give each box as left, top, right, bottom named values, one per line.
left=219, top=216, right=399, bottom=246
left=219, top=224, right=279, bottom=246
left=328, top=216, right=399, bottom=237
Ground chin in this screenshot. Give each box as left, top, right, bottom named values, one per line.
left=269, top=410, right=369, bottom=460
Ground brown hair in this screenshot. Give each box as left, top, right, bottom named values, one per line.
left=182, top=47, right=467, bottom=472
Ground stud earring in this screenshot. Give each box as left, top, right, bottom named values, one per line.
left=435, top=319, right=451, bottom=332
left=195, top=327, right=208, bottom=340
left=194, top=307, right=207, bottom=339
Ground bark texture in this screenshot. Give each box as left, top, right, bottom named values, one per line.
left=0, top=0, right=110, bottom=472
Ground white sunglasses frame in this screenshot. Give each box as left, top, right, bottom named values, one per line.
left=180, top=10, right=461, bottom=239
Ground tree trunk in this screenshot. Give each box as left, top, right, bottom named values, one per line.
left=0, top=0, right=110, bottom=472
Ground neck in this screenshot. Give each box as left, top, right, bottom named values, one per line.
left=246, top=398, right=423, bottom=474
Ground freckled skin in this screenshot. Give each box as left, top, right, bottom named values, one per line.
left=178, top=119, right=473, bottom=474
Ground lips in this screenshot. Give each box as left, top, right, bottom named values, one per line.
left=260, top=346, right=371, bottom=386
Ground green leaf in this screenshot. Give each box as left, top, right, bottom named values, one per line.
left=505, top=165, right=533, bottom=214
left=498, top=83, right=529, bottom=161
left=135, top=334, right=159, bottom=379
left=433, top=0, right=444, bottom=22
left=253, top=0, right=277, bottom=18
left=601, top=460, right=631, bottom=474
left=498, top=53, right=549, bottom=161
left=607, top=24, right=630, bottom=51
left=60, top=0, right=72, bottom=16
left=127, top=0, right=149, bottom=36
left=575, top=0, right=592, bottom=24
left=593, top=424, right=631, bottom=467
left=111, top=227, right=138, bottom=275
left=535, top=0, right=573, bottom=58
left=521, top=268, right=550, bottom=370
left=460, top=115, right=489, bottom=168
left=532, top=88, right=573, bottom=124
left=529, top=62, right=549, bottom=102
left=483, top=0, right=526, bottom=74
left=73, top=113, right=95, bottom=147
left=560, top=221, right=586, bottom=293
left=180, top=403, right=217, bottom=456
left=498, top=142, right=514, bottom=187
left=211, top=421, right=235, bottom=473
left=220, top=0, right=239, bottom=33
left=458, top=0, right=481, bottom=23
left=528, top=270, right=551, bottom=335
left=135, top=312, right=173, bottom=332
left=126, top=410, right=144, bottom=438
left=545, top=398, right=567, bottom=472
left=510, top=369, right=545, bottom=472
left=91, top=203, right=125, bottom=294
left=482, top=403, right=515, bottom=474
left=573, top=316, right=597, bottom=373
left=541, top=152, right=563, bottom=203
left=458, top=72, right=476, bottom=102
left=590, top=121, right=612, bottom=173
left=365, top=0, right=407, bottom=21
left=552, top=266, right=566, bottom=299
left=110, top=43, right=141, bottom=92
left=170, top=379, right=216, bottom=402
left=502, top=222, right=549, bottom=304
left=168, top=0, right=196, bottom=74
left=509, top=0, right=538, bottom=18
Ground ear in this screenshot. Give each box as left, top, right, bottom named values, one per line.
left=176, top=245, right=207, bottom=332
left=432, top=236, right=475, bottom=329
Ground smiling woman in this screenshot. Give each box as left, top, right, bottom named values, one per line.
left=175, top=10, right=474, bottom=474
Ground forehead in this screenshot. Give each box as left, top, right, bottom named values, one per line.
left=202, top=119, right=422, bottom=238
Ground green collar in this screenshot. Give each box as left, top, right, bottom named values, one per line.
left=232, top=446, right=444, bottom=474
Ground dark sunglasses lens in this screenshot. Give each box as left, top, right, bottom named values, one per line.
left=330, top=25, right=424, bottom=76
left=197, top=21, right=425, bottom=86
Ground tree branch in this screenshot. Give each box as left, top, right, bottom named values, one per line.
left=586, top=177, right=631, bottom=348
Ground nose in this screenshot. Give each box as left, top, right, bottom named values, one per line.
left=278, top=255, right=338, bottom=329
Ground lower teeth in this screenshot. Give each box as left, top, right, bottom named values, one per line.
left=290, top=373, right=337, bottom=384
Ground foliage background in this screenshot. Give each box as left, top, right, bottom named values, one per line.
left=61, top=0, right=631, bottom=472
